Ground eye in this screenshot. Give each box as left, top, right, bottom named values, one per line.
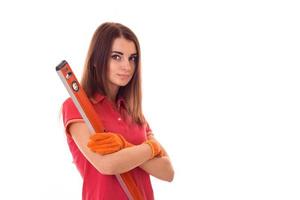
left=111, top=54, right=121, bottom=60
left=129, top=55, right=138, bottom=62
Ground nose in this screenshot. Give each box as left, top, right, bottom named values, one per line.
left=121, top=59, right=132, bottom=71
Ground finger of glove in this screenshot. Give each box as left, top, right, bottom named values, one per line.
left=91, top=136, right=122, bottom=146
left=90, top=145, right=121, bottom=152
left=92, top=147, right=119, bottom=155
left=90, top=133, right=112, bottom=141
left=88, top=142, right=121, bottom=150
left=117, top=134, right=133, bottom=148
left=87, top=138, right=113, bottom=148
left=87, top=140, right=115, bottom=149
left=89, top=134, right=116, bottom=142
left=91, top=134, right=122, bottom=146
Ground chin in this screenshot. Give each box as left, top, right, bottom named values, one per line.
left=117, top=81, right=130, bottom=87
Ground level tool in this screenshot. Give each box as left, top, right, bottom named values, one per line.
left=56, top=60, right=143, bottom=200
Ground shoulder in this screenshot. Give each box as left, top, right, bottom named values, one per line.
left=62, top=97, right=74, bottom=108
left=61, top=97, right=82, bottom=125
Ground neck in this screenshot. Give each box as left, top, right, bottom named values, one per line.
left=107, top=86, right=119, bottom=103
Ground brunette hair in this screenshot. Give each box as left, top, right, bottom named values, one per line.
left=81, top=22, right=145, bottom=124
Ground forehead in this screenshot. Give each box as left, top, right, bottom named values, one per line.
left=111, top=37, right=137, bottom=54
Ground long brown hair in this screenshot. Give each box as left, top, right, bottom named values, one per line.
left=81, top=22, right=145, bottom=124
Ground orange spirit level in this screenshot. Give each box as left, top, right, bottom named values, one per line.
left=56, top=60, right=143, bottom=200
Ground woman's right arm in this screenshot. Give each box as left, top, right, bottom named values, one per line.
left=69, top=122, right=153, bottom=175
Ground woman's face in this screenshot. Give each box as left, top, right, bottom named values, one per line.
left=107, top=37, right=137, bottom=93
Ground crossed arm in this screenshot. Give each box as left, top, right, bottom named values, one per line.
left=69, top=122, right=174, bottom=182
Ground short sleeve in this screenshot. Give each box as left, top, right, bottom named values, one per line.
left=62, top=98, right=84, bottom=134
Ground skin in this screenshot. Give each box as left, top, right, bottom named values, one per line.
left=106, top=37, right=137, bottom=102
left=69, top=37, right=174, bottom=181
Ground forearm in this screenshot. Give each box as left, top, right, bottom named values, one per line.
left=70, top=122, right=174, bottom=179
left=100, top=143, right=153, bottom=175
left=70, top=122, right=153, bottom=175
left=139, top=156, right=174, bottom=182
left=138, top=135, right=174, bottom=181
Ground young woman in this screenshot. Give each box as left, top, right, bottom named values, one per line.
left=61, top=22, right=174, bottom=200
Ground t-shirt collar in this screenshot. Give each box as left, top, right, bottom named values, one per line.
left=90, top=93, right=105, bottom=104
left=91, top=93, right=126, bottom=109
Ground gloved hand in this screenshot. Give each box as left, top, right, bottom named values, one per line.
left=88, top=132, right=166, bottom=158
left=87, top=132, right=133, bottom=155
left=144, top=139, right=164, bottom=158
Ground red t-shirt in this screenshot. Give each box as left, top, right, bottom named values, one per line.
left=62, top=93, right=154, bottom=200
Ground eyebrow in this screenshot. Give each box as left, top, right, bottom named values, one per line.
left=111, top=51, right=137, bottom=56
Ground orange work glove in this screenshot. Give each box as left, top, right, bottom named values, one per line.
left=144, top=139, right=164, bottom=158
left=87, top=132, right=133, bottom=155
left=88, top=132, right=166, bottom=158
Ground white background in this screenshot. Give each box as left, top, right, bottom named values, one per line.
left=0, top=0, right=299, bottom=199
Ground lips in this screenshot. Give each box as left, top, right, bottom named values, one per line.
left=117, top=74, right=131, bottom=78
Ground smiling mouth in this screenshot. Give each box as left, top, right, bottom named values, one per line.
left=118, top=74, right=130, bottom=78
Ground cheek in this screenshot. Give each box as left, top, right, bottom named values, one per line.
left=131, top=65, right=136, bottom=74
left=106, top=68, right=112, bottom=79
left=107, top=68, right=116, bottom=83
left=107, top=63, right=116, bottom=76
